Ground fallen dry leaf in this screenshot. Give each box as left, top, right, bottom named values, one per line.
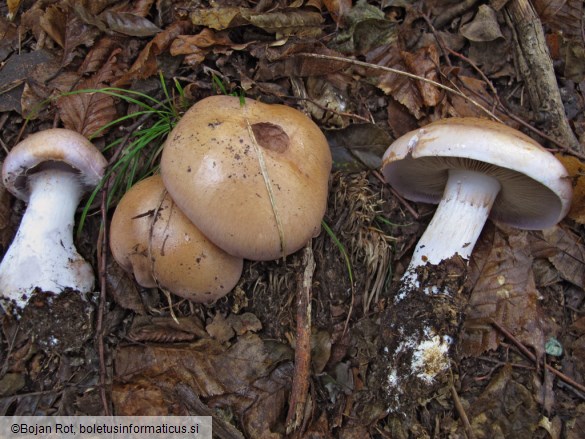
left=127, top=315, right=207, bottom=343
left=322, top=0, right=352, bottom=26
left=371, top=45, right=441, bottom=119
left=0, top=19, right=18, bottom=61
left=534, top=0, right=583, bottom=40
left=78, top=36, right=122, bottom=75
left=189, top=7, right=241, bottom=30
left=329, top=0, right=395, bottom=54
left=105, top=258, right=146, bottom=314
left=169, top=28, right=248, bottom=66
left=40, top=4, right=99, bottom=67
left=240, top=9, right=324, bottom=38
left=401, top=45, right=442, bottom=108
left=113, top=334, right=294, bottom=437
left=459, top=4, right=504, bottom=42
left=450, top=365, right=541, bottom=438
left=115, top=19, right=192, bottom=85
left=540, top=226, right=585, bottom=288
left=326, top=123, right=390, bottom=172
left=461, top=225, right=549, bottom=357
left=101, top=11, right=161, bottom=37
left=57, top=49, right=120, bottom=138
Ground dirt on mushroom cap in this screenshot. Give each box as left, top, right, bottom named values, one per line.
left=160, top=95, right=332, bottom=261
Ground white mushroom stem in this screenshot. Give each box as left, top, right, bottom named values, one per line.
left=399, top=169, right=501, bottom=297
left=0, top=169, right=94, bottom=311
left=385, top=169, right=502, bottom=411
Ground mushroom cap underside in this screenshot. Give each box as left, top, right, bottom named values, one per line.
left=381, top=118, right=572, bottom=229
left=160, top=95, right=332, bottom=260
left=2, top=129, right=107, bottom=202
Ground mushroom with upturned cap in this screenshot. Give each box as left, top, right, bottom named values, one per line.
left=160, top=95, right=332, bottom=261
left=109, top=175, right=243, bottom=304
left=0, top=129, right=108, bottom=312
left=379, top=117, right=572, bottom=410
left=383, top=117, right=572, bottom=276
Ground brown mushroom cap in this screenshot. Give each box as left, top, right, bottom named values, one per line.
left=160, top=95, right=332, bottom=261
left=2, top=128, right=108, bottom=201
left=382, top=117, right=573, bottom=229
left=109, top=175, right=243, bottom=304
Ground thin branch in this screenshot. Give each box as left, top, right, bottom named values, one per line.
left=490, top=318, right=585, bottom=397
left=294, top=53, right=503, bottom=123
left=286, top=244, right=316, bottom=435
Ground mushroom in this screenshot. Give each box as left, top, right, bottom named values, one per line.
left=109, top=174, right=243, bottom=303
left=379, top=117, right=572, bottom=409
left=160, top=95, right=332, bottom=261
left=383, top=117, right=572, bottom=282
left=0, top=129, right=107, bottom=311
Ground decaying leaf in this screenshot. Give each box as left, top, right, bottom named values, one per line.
left=540, top=226, right=585, bottom=288
left=40, top=4, right=99, bottom=66
left=459, top=5, right=504, bottom=42
left=105, top=258, right=147, bottom=314
left=461, top=225, right=549, bottom=357
left=189, top=7, right=242, bottom=30
left=170, top=28, right=248, bottom=66
left=371, top=46, right=432, bottom=119
left=254, top=44, right=347, bottom=81
left=322, top=0, right=352, bottom=26
left=240, top=9, right=324, bottom=38
left=115, top=19, right=192, bottom=85
left=329, top=0, right=396, bottom=54
left=534, top=0, right=583, bottom=40
left=0, top=49, right=53, bottom=99
left=101, top=11, right=161, bottom=37
left=0, top=19, right=18, bottom=62
left=190, top=6, right=323, bottom=38
left=450, top=365, right=541, bottom=438
left=326, top=123, right=390, bottom=172
left=113, top=334, right=294, bottom=437
left=401, top=45, right=442, bottom=108
left=78, top=36, right=121, bottom=75
left=57, top=49, right=120, bottom=138
left=127, top=315, right=208, bottom=342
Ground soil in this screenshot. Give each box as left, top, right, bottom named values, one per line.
left=1, top=1, right=585, bottom=438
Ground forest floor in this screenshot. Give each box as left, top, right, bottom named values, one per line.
left=1, top=0, right=585, bottom=438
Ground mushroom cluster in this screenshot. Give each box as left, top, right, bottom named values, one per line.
left=0, top=129, right=107, bottom=312
left=380, top=117, right=572, bottom=410
left=110, top=95, right=332, bottom=303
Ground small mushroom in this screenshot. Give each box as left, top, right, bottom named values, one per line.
left=160, top=95, right=332, bottom=261
left=109, top=175, right=243, bottom=303
left=379, top=117, right=572, bottom=409
left=0, top=129, right=107, bottom=311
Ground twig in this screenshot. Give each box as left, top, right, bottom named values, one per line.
left=175, top=383, right=245, bottom=439
left=505, top=0, right=581, bottom=153
left=451, top=385, right=476, bottom=439
left=96, top=191, right=110, bottom=415
left=285, top=244, right=316, bottom=435
left=489, top=318, right=585, bottom=396
left=295, top=53, right=503, bottom=123
left=94, top=105, right=165, bottom=415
